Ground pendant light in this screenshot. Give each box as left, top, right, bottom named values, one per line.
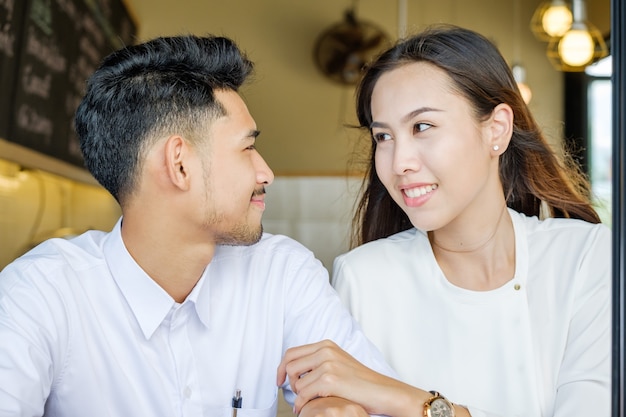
left=530, top=0, right=573, bottom=41
left=546, top=0, right=608, bottom=71
left=512, top=64, right=532, bottom=104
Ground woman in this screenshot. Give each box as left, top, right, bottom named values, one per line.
left=277, top=25, right=610, bottom=417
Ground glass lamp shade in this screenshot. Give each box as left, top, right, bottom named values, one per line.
left=546, top=22, right=609, bottom=71
left=531, top=0, right=573, bottom=41
left=542, top=3, right=573, bottom=37
left=559, top=27, right=595, bottom=66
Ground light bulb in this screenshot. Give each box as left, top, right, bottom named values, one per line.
left=512, top=65, right=532, bottom=104
left=517, top=82, right=533, bottom=104
left=558, top=28, right=594, bottom=67
left=541, top=4, right=572, bottom=37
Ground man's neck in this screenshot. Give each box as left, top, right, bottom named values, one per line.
left=120, top=215, right=216, bottom=303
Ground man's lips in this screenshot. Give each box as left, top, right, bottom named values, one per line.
left=251, top=188, right=266, bottom=208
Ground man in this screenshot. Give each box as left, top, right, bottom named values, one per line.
left=0, top=35, right=392, bottom=416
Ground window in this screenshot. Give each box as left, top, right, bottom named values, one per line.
left=586, top=56, right=612, bottom=224
left=564, top=54, right=612, bottom=225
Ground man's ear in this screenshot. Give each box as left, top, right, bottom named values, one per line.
left=164, top=135, right=191, bottom=191
left=488, top=103, right=514, bottom=154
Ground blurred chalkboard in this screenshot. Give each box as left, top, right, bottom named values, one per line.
left=0, top=0, right=27, bottom=140
left=0, top=0, right=136, bottom=167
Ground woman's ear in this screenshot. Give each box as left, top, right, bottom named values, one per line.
left=164, top=135, right=191, bottom=191
left=488, top=103, right=514, bottom=155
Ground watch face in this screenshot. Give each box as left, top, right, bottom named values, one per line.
left=430, top=398, right=453, bottom=417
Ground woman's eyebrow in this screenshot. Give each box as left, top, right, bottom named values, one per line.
left=370, top=107, right=443, bottom=129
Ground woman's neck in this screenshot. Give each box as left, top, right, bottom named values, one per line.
left=428, top=205, right=516, bottom=291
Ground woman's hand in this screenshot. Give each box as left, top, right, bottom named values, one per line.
left=299, top=397, right=369, bottom=417
left=276, top=339, right=422, bottom=416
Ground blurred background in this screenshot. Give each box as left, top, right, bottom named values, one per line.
left=0, top=0, right=612, bottom=272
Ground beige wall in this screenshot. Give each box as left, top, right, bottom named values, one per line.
left=123, top=0, right=609, bottom=175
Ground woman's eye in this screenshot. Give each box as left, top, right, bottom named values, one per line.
left=414, top=123, right=432, bottom=133
left=373, top=132, right=392, bottom=143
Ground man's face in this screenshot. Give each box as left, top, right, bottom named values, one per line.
left=197, top=89, right=274, bottom=246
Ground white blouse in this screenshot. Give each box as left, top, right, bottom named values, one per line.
left=332, top=209, right=611, bottom=417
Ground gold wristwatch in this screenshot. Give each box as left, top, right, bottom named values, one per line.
left=423, top=391, right=455, bottom=417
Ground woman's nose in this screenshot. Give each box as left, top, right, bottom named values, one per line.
left=392, top=139, right=421, bottom=175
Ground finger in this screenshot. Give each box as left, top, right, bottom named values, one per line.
left=292, top=363, right=342, bottom=413
left=276, top=340, right=333, bottom=386
left=277, top=346, right=307, bottom=386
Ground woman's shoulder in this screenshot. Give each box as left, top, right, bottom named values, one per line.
left=511, top=209, right=609, bottom=236
left=510, top=208, right=611, bottom=253
left=335, top=228, right=425, bottom=264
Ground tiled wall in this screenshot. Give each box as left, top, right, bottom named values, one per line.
left=262, top=176, right=363, bottom=275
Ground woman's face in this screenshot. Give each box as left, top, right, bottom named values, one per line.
left=371, top=61, right=503, bottom=232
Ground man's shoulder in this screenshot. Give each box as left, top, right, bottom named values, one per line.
left=0, top=230, right=111, bottom=306
left=1, top=231, right=109, bottom=282
left=215, top=232, right=316, bottom=261
left=210, top=233, right=327, bottom=285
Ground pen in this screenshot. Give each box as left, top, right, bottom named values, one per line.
left=232, top=389, right=242, bottom=417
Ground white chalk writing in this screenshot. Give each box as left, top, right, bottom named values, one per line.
left=26, top=26, right=66, bottom=73
left=17, top=104, right=53, bottom=143
left=21, top=64, right=52, bottom=99
left=82, top=13, right=104, bottom=48
left=0, top=22, right=14, bottom=57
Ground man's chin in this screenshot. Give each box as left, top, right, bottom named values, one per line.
left=218, top=225, right=263, bottom=247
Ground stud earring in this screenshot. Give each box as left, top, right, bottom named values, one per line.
left=493, top=145, right=500, bottom=151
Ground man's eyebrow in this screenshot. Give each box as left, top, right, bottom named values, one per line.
left=369, top=107, right=443, bottom=129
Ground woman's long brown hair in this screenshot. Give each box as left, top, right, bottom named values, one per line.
left=351, top=25, right=601, bottom=248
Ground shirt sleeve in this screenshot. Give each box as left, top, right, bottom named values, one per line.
left=0, top=260, right=66, bottom=417
left=279, top=244, right=397, bottom=406
left=551, top=224, right=611, bottom=417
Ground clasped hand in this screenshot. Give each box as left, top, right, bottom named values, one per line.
left=276, top=339, right=403, bottom=416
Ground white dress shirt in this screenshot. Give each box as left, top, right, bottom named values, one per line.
left=0, top=218, right=394, bottom=417
left=332, top=209, right=611, bottom=417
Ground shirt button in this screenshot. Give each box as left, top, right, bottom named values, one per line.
left=184, top=386, right=192, bottom=399
left=514, top=283, right=521, bottom=291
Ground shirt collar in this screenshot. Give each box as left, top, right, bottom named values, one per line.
left=102, top=218, right=211, bottom=338
left=185, top=265, right=212, bottom=329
